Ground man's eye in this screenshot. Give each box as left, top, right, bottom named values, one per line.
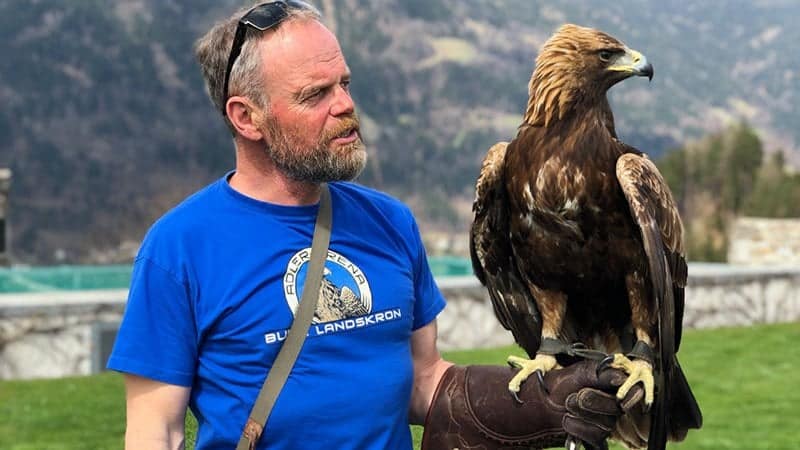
left=305, top=90, right=322, bottom=101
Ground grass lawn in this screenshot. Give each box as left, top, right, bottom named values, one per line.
left=1, top=322, right=798, bottom=449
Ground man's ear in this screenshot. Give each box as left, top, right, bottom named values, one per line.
left=226, top=96, right=266, bottom=141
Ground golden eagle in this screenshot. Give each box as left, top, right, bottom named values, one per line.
left=470, top=24, right=702, bottom=449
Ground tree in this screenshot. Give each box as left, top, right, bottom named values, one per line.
left=743, top=151, right=800, bottom=218
left=656, top=122, right=769, bottom=262
left=723, top=123, right=763, bottom=213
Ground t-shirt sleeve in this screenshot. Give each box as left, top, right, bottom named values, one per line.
left=106, top=256, right=198, bottom=387
left=409, top=217, right=446, bottom=330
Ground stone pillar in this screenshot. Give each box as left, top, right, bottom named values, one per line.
left=0, top=168, right=11, bottom=266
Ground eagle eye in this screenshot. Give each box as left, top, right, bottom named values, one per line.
left=598, top=50, right=613, bottom=62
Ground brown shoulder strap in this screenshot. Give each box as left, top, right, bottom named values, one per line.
left=237, top=183, right=332, bottom=450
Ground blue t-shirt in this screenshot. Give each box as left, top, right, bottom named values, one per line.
left=108, top=175, right=446, bottom=449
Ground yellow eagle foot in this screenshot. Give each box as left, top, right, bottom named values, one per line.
left=602, top=353, right=654, bottom=407
left=506, top=353, right=558, bottom=403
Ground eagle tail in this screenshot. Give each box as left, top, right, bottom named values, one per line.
left=667, top=358, right=703, bottom=441
left=648, top=346, right=669, bottom=450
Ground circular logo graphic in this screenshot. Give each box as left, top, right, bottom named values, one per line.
left=283, top=249, right=372, bottom=323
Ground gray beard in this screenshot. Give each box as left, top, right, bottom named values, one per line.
left=263, top=117, right=367, bottom=183
left=267, top=140, right=366, bottom=183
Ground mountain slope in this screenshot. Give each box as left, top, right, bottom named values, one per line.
left=0, top=0, right=797, bottom=262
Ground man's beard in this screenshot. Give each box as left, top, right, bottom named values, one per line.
left=261, top=113, right=367, bottom=183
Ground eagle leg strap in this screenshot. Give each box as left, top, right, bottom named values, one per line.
left=538, top=337, right=569, bottom=354
left=539, top=337, right=609, bottom=361
left=626, top=340, right=654, bottom=364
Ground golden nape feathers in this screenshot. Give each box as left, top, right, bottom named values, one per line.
left=524, top=24, right=651, bottom=128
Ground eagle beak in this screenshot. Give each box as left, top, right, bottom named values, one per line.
left=609, top=48, right=654, bottom=81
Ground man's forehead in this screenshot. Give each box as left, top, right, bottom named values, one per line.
left=259, top=20, right=347, bottom=85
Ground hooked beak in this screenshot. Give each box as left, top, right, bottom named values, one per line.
left=609, top=48, right=653, bottom=81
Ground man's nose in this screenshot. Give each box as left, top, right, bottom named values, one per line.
left=330, top=84, right=354, bottom=117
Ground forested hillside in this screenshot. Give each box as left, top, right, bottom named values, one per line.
left=1, top=0, right=798, bottom=263
left=659, top=123, right=800, bottom=261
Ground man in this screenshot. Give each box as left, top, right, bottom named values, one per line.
left=108, top=2, right=631, bottom=449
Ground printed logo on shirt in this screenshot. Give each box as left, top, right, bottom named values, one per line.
left=264, top=308, right=403, bottom=344
left=264, top=248, right=400, bottom=345
left=283, top=248, right=372, bottom=322
left=283, top=248, right=372, bottom=323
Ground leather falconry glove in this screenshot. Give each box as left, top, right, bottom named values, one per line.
left=421, top=360, right=635, bottom=450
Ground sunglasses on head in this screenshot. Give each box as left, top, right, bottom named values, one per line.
left=221, top=0, right=319, bottom=115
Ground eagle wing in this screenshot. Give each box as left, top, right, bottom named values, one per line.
left=616, top=152, right=686, bottom=352
left=616, top=152, right=690, bottom=448
left=470, top=142, right=542, bottom=356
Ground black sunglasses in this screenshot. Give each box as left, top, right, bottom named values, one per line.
left=221, top=0, right=319, bottom=115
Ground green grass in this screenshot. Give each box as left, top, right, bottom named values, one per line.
left=0, top=370, right=126, bottom=449
left=1, top=322, right=798, bottom=449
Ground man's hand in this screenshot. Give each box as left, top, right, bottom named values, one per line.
left=544, top=360, right=642, bottom=449
left=421, top=360, right=637, bottom=450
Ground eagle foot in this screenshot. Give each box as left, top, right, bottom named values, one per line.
left=506, top=354, right=559, bottom=403
left=598, top=353, right=654, bottom=408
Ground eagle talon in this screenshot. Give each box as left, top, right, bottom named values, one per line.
left=510, top=389, right=523, bottom=404
left=535, top=369, right=549, bottom=395
left=506, top=354, right=558, bottom=401
left=596, top=354, right=615, bottom=378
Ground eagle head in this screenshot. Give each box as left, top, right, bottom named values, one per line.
left=524, top=24, right=653, bottom=127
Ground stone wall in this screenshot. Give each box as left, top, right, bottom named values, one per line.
left=436, top=265, right=800, bottom=350
left=436, top=276, right=515, bottom=350
left=2, top=265, right=799, bottom=380
left=0, top=290, right=126, bottom=379
left=682, top=264, right=800, bottom=329
left=728, top=217, right=800, bottom=265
